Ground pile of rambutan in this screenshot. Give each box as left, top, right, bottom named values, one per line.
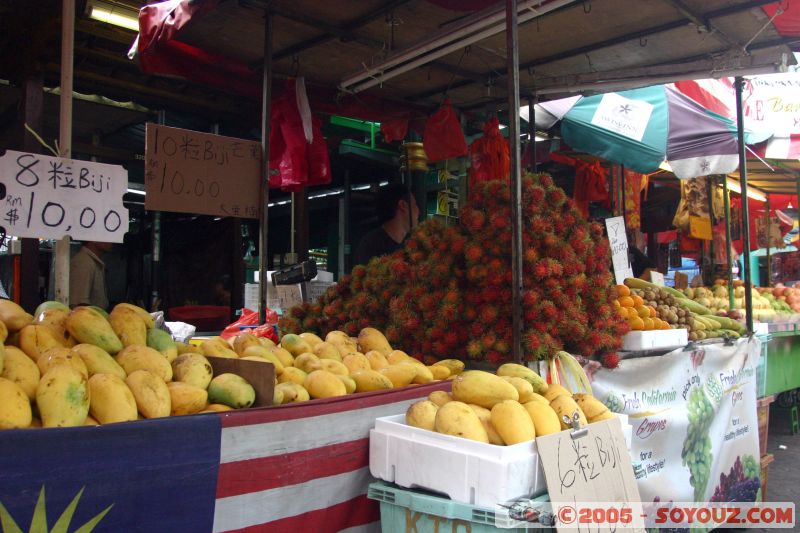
left=279, top=173, right=628, bottom=367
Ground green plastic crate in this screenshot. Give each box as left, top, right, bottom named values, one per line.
left=368, top=481, right=548, bottom=533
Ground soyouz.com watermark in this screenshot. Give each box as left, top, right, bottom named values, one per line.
left=494, top=501, right=796, bottom=529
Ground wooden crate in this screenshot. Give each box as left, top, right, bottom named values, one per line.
left=757, top=395, right=775, bottom=458
left=760, top=453, right=775, bottom=501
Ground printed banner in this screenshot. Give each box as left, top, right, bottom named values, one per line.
left=591, top=338, right=761, bottom=507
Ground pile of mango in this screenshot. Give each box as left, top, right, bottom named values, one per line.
left=220, top=327, right=462, bottom=404
left=404, top=364, right=615, bottom=445
left=0, top=300, right=256, bottom=430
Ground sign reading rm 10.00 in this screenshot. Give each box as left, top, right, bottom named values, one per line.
left=144, top=124, right=261, bottom=219
left=0, top=150, right=129, bottom=242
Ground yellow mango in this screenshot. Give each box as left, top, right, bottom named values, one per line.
left=467, top=404, right=505, bottom=445
left=573, top=393, right=610, bottom=420
left=526, top=392, right=550, bottom=406
left=365, top=350, right=389, bottom=370
left=351, top=369, right=393, bottom=392
left=36, top=366, right=90, bottom=427
left=522, top=401, right=564, bottom=436
left=293, top=352, right=321, bottom=373
left=71, top=343, right=126, bottom=380
left=496, top=363, right=548, bottom=394
left=231, top=333, right=261, bottom=356
left=308, top=358, right=349, bottom=376
left=88, top=373, right=138, bottom=424
left=208, top=373, right=255, bottom=408
left=298, top=332, right=323, bottom=348
left=378, top=364, right=417, bottom=388
left=241, top=346, right=284, bottom=374
left=433, top=359, right=465, bottom=376
left=409, top=363, right=434, bottom=384
left=428, top=390, right=453, bottom=407
left=19, top=324, right=65, bottom=362
left=501, top=376, right=534, bottom=403
left=109, top=308, right=147, bottom=348
left=590, top=410, right=616, bottom=422
left=451, top=370, right=519, bottom=408
left=280, top=334, right=313, bottom=357
left=33, top=307, right=71, bottom=345
left=268, top=345, right=295, bottom=367
left=176, top=342, right=201, bottom=355
left=427, top=365, right=450, bottom=380
left=115, top=345, right=173, bottom=382
left=172, top=353, right=214, bottom=389
left=1, top=346, right=40, bottom=400
left=313, top=341, right=342, bottom=362
left=357, top=327, right=392, bottom=355
left=0, top=299, right=34, bottom=332
left=0, top=320, right=7, bottom=344
left=275, top=382, right=309, bottom=403
left=204, top=403, right=233, bottom=413
left=386, top=349, right=421, bottom=366
left=278, top=367, right=308, bottom=386
left=85, top=416, right=100, bottom=426
left=65, top=307, right=123, bottom=354
left=112, top=303, right=155, bottom=329
left=146, top=329, right=177, bottom=363
left=304, top=370, right=347, bottom=399
left=0, top=377, right=32, bottom=429
left=542, top=383, right=572, bottom=402
left=491, top=400, right=535, bottom=445
left=167, top=381, right=208, bottom=415
left=325, top=331, right=358, bottom=355
left=435, top=401, right=489, bottom=443
left=405, top=400, right=438, bottom=431
left=125, top=370, right=171, bottom=418
left=257, top=337, right=276, bottom=348
left=201, top=339, right=238, bottom=359
left=335, top=374, right=356, bottom=394
left=550, top=395, right=588, bottom=430
left=37, top=347, right=88, bottom=379
left=342, top=352, right=371, bottom=374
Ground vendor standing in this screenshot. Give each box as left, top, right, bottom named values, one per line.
left=354, top=184, right=420, bottom=266
left=69, top=241, right=112, bottom=309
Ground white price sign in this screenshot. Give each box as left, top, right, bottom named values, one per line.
left=605, top=216, right=633, bottom=284
left=0, top=150, right=129, bottom=242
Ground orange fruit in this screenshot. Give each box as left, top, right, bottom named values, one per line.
left=618, top=296, right=634, bottom=308
left=631, top=294, right=644, bottom=307
left=613, top=299, right=621, bottom=308
left=616, top=284, right=631, bottom=297
left=648, top=306, right=657, bottom=318
left=642, top=318, right=654, bottom=330
left=617, top=306, right=628, bottom=318
left=629, top=317, right=645, bottom=331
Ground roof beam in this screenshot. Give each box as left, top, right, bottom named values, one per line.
left=410, top=0, right=783, bottom=101
left=660, top=0, right=742, bottom=49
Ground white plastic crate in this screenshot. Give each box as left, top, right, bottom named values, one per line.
left=370, top=413, right=633, bottom=508
left=622, top=328, right=688, bottom=351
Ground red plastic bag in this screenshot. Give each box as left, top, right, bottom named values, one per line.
left=220, top=308, right=278, bottom=341
left=468, top=117, right=509, bottom=189
left=423, top=99, right=468, bottom=162
left=381, top=119, right=409, bottom=143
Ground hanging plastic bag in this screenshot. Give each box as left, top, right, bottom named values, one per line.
left=220, top=308, right=278, bottom=340
left=423, top=99, right=468, bottom=162
left=468, top=117, right=509, bottom=189
left=381, top=119, right=409, bottom=143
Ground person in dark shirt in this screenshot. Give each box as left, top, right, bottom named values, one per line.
left=354, top=183, right=420, bottom=265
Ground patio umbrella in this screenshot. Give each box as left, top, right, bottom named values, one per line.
left=527, top=85, right=740, bottom=179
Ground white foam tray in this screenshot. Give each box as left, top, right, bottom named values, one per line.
left=370, top=413, right=632, bottom=508
left=622, top=328, right=688, bottom=351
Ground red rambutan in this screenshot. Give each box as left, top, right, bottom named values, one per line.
left=602, top=353, right=621, bottom=369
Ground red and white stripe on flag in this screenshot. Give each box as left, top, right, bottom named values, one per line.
left=212, top=382, right=450, bottom=532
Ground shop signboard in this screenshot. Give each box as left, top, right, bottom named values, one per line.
left=0, top=150, right=129, bottom=242
left=591, top=338, right=761, bottom=506
left=144, top=124, right=261, bottom=219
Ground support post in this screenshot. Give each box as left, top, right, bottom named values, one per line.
left=723, top=176, right=734, bottom=310
left=343, top=170, right=352, bottom=273
left=55, top=0, right=75, bottom=305
left=765, top=195, right=771, bottom=287
left=707, top=176, right=715, bottom=285
left=527, top=95, right=536, bottom=172
left=735, top=77, right=754, bottom=334
left=20, top=74, right=44, bottom=311
left=259, top=9, right=273, bottom=325
left=506, top=0, right=524, bottom=362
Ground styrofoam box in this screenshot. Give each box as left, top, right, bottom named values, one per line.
left=370, top=413, right=632, bottom=508
left=622, top=328, right=688, bottom=351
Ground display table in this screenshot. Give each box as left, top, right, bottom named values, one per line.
left=592, top=337, right=761, bottom=504
left=0, top=382, right=449, bottom=533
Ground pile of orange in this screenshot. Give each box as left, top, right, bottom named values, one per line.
left=614, top=285, right=671, bottom=331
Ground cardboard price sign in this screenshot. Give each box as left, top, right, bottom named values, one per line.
left=537, top=418, right=645, bottom=533
left=605, top=216, right=633, bottom=284
left=0, top=150, right=129, bottom=242
left=145, top=124, right=261, bottom=219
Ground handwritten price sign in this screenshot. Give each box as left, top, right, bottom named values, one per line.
left=605, top=216, right=633, bottom=284
left=145, top=124, right=261, bottom=219
left=536, top=418, right=645, bottom=533
left=0, top=150, right=129, bottom=242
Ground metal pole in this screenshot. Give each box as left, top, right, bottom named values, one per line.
left=259, top=10, right=273, bottom=325
left=343, top=170, right=351, bottom=273
left=735, top=77, right=754, bottom=334
left=707, top=176, right=715, bottom=285
left=765, top=196, right=771, bottom=287
left=723, top=176, right=734, bottom=310
left=527, top=95, right=536, bottom=172
left=506, top=0, right=524, bottom=363
left=151, top=109, right=166, bottom=312
left=55, top=0, right=75, bottom=305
